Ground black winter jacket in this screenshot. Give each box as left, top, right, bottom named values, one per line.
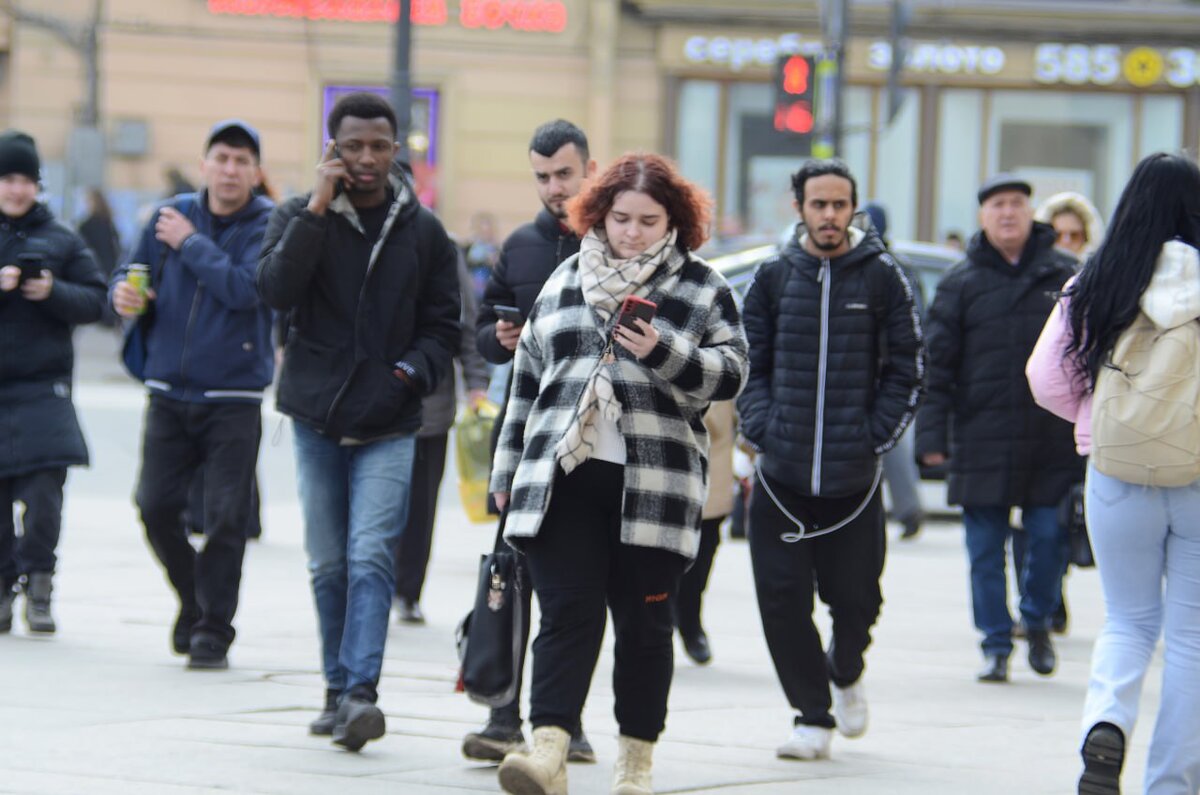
left=475, top=208, right=580, bottom=365
left=738, top=221, right=924, bottom=497
left=0, top=204, right=106, bottom=477
left=915, top=223, right=1084, bottom=507
left=257, top=172, right=461, bottom=443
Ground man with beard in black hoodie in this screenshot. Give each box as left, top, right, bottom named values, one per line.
left=738, top=159, right=923, bottom=762
left=258, top=93, right=460, bottom=753
left=463, top=119, right=597, bottom=764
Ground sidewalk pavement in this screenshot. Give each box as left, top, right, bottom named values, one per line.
left=0, top=343, right=1160, bottom=794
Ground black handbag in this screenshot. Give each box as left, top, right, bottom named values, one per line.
left=456, top=513, right=524, bottom=708
left=1059, top=482, right=1095, bottom=569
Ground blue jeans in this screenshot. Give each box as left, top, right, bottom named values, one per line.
left=293, top=421, right=416, bottom=698
left=1083, top=466, right=1200, bottom=795
left=962, top=504, right=1065, bottom=657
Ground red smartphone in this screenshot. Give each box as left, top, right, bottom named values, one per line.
left=617, top=295, right=657, bottom=332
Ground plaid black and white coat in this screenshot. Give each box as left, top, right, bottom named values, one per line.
left=489, top=250, right=749, bottom=560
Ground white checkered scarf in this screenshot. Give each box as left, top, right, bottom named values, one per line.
left=554, top=226, right=685, bottom=474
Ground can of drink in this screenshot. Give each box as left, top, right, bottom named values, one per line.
left=126, top=264, right=150, bottom=316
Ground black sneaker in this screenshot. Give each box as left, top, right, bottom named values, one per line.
left=187, top=636, right=229, bottom=670
left=331, top=696, right=386, bottom=752
left=462, top=719, right=526, bottom=762
left=1078, top=722, right=1124, bottom=794
left=976, top=654, right=1009, bottom=683
left=1027, top=629, right=1057, bottom=676
left=309, top=689, right=341, bottom=736
left=568, top=726, right=596, bottom=764
left=681, top=629, right=713, bottom=666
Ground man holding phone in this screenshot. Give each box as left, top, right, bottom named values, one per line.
left=0, top=130, right=106, bottom=636
left=465, top=119, right=597, bottom=763
left=258, top=92, right=460, bottom=753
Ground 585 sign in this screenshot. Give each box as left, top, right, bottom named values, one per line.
left=1035, top=43, right=1200, bottom=89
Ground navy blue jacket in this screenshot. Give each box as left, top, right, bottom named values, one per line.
left=111, top=192, right=275, bottom=403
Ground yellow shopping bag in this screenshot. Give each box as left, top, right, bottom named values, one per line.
left=455, top=399, right=499, bottom=524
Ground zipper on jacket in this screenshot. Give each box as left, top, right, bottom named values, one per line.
left=178, top=285, right=204, bottom=394
left=812, top=259, right=831, bottom=495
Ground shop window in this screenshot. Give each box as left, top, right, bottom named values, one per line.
left=935, top=89, right=985, bottom=246
left=1140, top=95, right=1183, bottom=160
left=873, top=87, right=919, bottom=241
left=675, top=81, right=721, bottom=204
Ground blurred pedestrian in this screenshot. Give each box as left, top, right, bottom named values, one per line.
left=943, top=231, right=964, bottom=251
left=738, top=160, right=923, bottom=761
left=1027, top=152, right=1200, bottom=795
left=0, top=130, right=106, bottom=636
left=864, top=201, right=927, bottom=540
left=78, top=188, right=121, bottom=282
left=257, top=93, right=460, bottom=752
left=1035, top=192, right=1104, bottom=261
left=464, top=118, right=598, bottom=765
left=464, top=211, right=500, bottom=303
left=392, top=249, right=489, bottom=625
left=111, top=120, right=274, bottom=671
left=916, top=174, right=1083, bottom=684
left=673, top=399, right=736, bottom=665
left=491, top=153, right=747, bottom=795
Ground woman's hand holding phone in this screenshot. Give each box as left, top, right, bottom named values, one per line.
left=613, top=296, right=659, bottom=359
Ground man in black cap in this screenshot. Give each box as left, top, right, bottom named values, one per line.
left=110, top=119, right=275, bottom=671
left=0, top=130, right=106, bottom=636
left=915, top=173, right=1083, bottom=683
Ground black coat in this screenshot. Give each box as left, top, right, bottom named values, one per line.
left=915, top=223, right=1084, bottom=507
left=738, top=222, right=924, bottom=498
left=257, top=174, right=461, bottom=443
left=0, top=204, right=106, bottom=478
left=474, top=208, right=580, bottom=365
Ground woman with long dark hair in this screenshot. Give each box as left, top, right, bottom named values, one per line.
left=1027, top=152, right=1200, bottom=795
left=490, top=153, right=747, bottom=795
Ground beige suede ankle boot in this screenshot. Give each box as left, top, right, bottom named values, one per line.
left=498, top=725, right=570, bottom=795
left=611, top=735, right=654, bottom=795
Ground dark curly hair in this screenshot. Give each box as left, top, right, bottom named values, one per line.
left=568, top=153, right=712, bottom=252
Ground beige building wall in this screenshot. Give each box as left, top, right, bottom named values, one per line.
left=1, top=0, right=660, bottom=239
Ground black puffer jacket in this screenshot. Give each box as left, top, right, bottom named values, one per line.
left=0, top=204, right=106, bottom=477
left=915, top=223, right=1083, bottom=506
left=738, top=220, right=924, bottom=498
left=257, top=171, right=460, bottom=443
left=475, top=208, right=580, bottom=365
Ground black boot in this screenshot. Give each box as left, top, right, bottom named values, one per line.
left=976, top=654, right=1009, bottom=683
left=24, top=572, right=55, bottom=634
left=309, top=689, right=342, bottom=736
left=1078, top=722, right=1124, bottom=794
left=1027, top=629, right=1057, bottom=676
left=0, top=582, right=14, bottom=634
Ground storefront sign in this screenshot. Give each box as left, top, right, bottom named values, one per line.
left=1033, top=43, right=1200, bottom=88
left=682, top=33, right=821, bottom=72
left=207, top=0, right=568, bottom=33
left=868, top=41, right=1006, bottom=76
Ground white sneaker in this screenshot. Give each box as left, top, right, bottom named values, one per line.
left=776, top=724, right=832, bottom=760
left=832, top=681, right=868, bottom=738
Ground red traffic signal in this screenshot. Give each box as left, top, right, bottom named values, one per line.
left=774, top=54, right=817, bottom=135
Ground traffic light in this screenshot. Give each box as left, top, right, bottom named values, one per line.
left=774, top=54, right=817, bottom=135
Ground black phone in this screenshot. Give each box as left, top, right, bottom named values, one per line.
left=617, top=295, right=657, bottom=332
left=494, top=304, right=524, bottom=325
left=331, top=142, right=345, bottom=197
left=17, top=252, right=45, bottom=284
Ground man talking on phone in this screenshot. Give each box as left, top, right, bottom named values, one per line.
left=258, top=92, right=460, bottom=752
left=464, top=119, right=598, bottom=763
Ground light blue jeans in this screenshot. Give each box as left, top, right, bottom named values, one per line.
left=293, top=421, right=416, bottom=699
left=1083, top=465, right=1200, bottom=795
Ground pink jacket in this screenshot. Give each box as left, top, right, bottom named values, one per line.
left=1026, top=288, right=1092, bottom=455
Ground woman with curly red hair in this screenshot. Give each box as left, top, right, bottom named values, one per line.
left=491, top=153, right=748, bottom=795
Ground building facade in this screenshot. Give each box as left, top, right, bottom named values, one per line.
left=4, top=0, right=1200, bottom=245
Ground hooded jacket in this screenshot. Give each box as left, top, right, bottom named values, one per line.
left=257, top=169, right=460, bottom=443
left=1035, top=192, right=1105, bottom=259
left=917, top=222, right=1083, bottom=506
left=738, top=216, right=924, bottom=498
left=1028, top=240, right=1200, bottom=456
left=0, top=203, right=106, bottom=477
left=111, top=191, right=276, bottom=403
